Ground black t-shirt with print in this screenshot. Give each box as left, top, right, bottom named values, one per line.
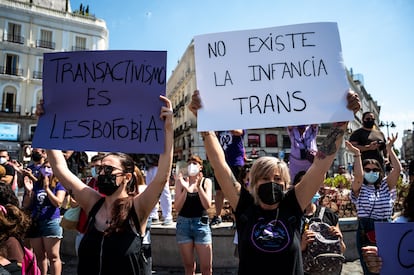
left=349, top=128, right=386, bottom=165
left=235, top=187, right=304, bottom=275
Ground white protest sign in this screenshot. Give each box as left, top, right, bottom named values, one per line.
left=194, top=22, right=353, bottom=131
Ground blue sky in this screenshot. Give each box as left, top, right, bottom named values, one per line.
left=70, top=0, right=414, bottom=151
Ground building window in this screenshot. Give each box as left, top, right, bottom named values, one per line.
left=3, top=54, right=22, bottom=76
left=33, top=58, right=43, bottom=79
left=5, top=23, right=24, bottom=44
left=248, top=133, right=260, bottom=147
left=282, top=135, right=291, bottom=149
left=2, top=90, right=17, bottom=113
left=36, top=29, right=55, bottom=49
left=265, top=134, right=278, bottom=147
left=73, top=36, right=87, bottom=51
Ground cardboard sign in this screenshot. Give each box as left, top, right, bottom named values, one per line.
left=32, top=50, right=167, bottom=154
left=194, top=22, right=353, bottom=131
left=375, top=222, right=414, bottom=274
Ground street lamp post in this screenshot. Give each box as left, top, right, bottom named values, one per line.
left=379, top=121, right=396, bottom=139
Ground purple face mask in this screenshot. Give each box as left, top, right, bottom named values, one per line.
left=40, top=167, right=53, bottom=177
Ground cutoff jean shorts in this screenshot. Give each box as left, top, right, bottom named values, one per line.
left=28, top=218, right=63, bottom=239
left=176, top=215, right=212, bottom=245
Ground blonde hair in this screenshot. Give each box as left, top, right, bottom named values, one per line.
left=249, top=156, right=290, bottom=205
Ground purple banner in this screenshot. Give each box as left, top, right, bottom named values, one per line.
left=32, top=50, right=167, bottom=154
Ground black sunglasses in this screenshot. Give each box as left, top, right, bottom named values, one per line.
left=364, top=168, right=380, bottom=173
left=96, top=165, right=124, bottom=175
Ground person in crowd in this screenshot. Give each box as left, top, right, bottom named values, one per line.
left=337, top=164, right=353, bottom=185
left=174, top=155, right=213, bottom=275
left=0, top=149, right=17, bottom=191
left=210, top=129, right=245, bottom=226
left=349, top=111, right=387, bottom=168
left=135, top=165, right=153, bottom=275
left=64, top=151, right=89, bottom=178
left=22, top=159, right=66, bottom=275
left=0, top=181, right=25, bottom=267
left=145, top=154, right=173, bottom=225
left=37, top=95, right=173, bottom=275
left=362, top=178, right=414, bottom=273
left=287, top=124, right=318, bottom=182
left=349, top=133, right=401, bottom=275
left=0, top=203, right=31, bottom=275
left=24, top=148, right=46, bottom=182
left=188, top=89, right=361, bottom=274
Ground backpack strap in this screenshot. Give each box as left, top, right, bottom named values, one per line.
left=317, top=206, right=326, bottom=221
left=84, top=197, right=105, bottom=232
left=130, top=202, right=142, bottom=236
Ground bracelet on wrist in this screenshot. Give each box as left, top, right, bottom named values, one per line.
left=353, top=154, right=361, bottom=158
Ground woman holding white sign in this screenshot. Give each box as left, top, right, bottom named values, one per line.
left=188, top=89, right=360, bottom=274
left=38, top=95, right=174, bottom=275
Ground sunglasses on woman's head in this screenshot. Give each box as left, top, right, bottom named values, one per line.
left=364, top=168, right=380, bottom=173
left=96, top=165, right=124, bottom=175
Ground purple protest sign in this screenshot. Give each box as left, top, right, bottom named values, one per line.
left=32, top=50, right=167, bottom=154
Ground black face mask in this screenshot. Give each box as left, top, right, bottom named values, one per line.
left=363, top=120, right=375, bottom=129
left=97, top=174, right=120, bottom=196
left=257, top=182, right=284, bottom=205
left=31, top=152, right=42, bottom=162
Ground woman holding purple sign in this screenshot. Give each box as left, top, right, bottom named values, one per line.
left=37, top=95, right=174, bottom=275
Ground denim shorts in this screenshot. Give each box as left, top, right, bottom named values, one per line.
left=176, top=215, right=212, bottom=244
left=27, top=218, right=63, bottom=239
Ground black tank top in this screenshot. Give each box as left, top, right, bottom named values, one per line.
left=77, top=198, right=144, bottom=275
left=178, top=178, right=208, bottom=217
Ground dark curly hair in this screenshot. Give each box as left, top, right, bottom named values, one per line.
left=0, top=181, right=19, bottom=207
left=0, top=204, right=31, bottom=242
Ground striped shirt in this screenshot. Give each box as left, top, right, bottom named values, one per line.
left=350, top=179, right=396, bottom=219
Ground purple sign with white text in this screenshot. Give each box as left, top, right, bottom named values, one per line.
left=32, top=50, right=167, bottom=154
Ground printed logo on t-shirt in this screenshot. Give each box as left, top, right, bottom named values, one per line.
left=36, top=190, right=47, bottom=205
left=219, top=131, right=233, bottom=150
left=251, top=217, right=290, bottom=252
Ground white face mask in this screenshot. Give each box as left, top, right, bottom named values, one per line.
left=0, top=157, right=7, bottom=165
left=187, top=163, right=200, bottom=177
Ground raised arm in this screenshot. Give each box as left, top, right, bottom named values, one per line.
left=346, top=140, right=363, bottom=196
left=384, top=133, right=401, bottom=190
left=134, top=95, right=174, bottom=224
left=46, top=149, right=101, bottom=213
left=188, top=90, right=241, bottom=209
left=295, top=90, right=361, bottom=210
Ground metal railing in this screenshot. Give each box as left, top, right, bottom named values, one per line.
left=32, top=71, right=43, bottom=79
left=0, top=104, right=21, bottom=114
left=71, top=46, right=87, bottom=51
left=35, top=39, right=55, bottom=50
left=2, top=33, right=25, bottom=44
left=0, top=66, right=24, bottom=77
